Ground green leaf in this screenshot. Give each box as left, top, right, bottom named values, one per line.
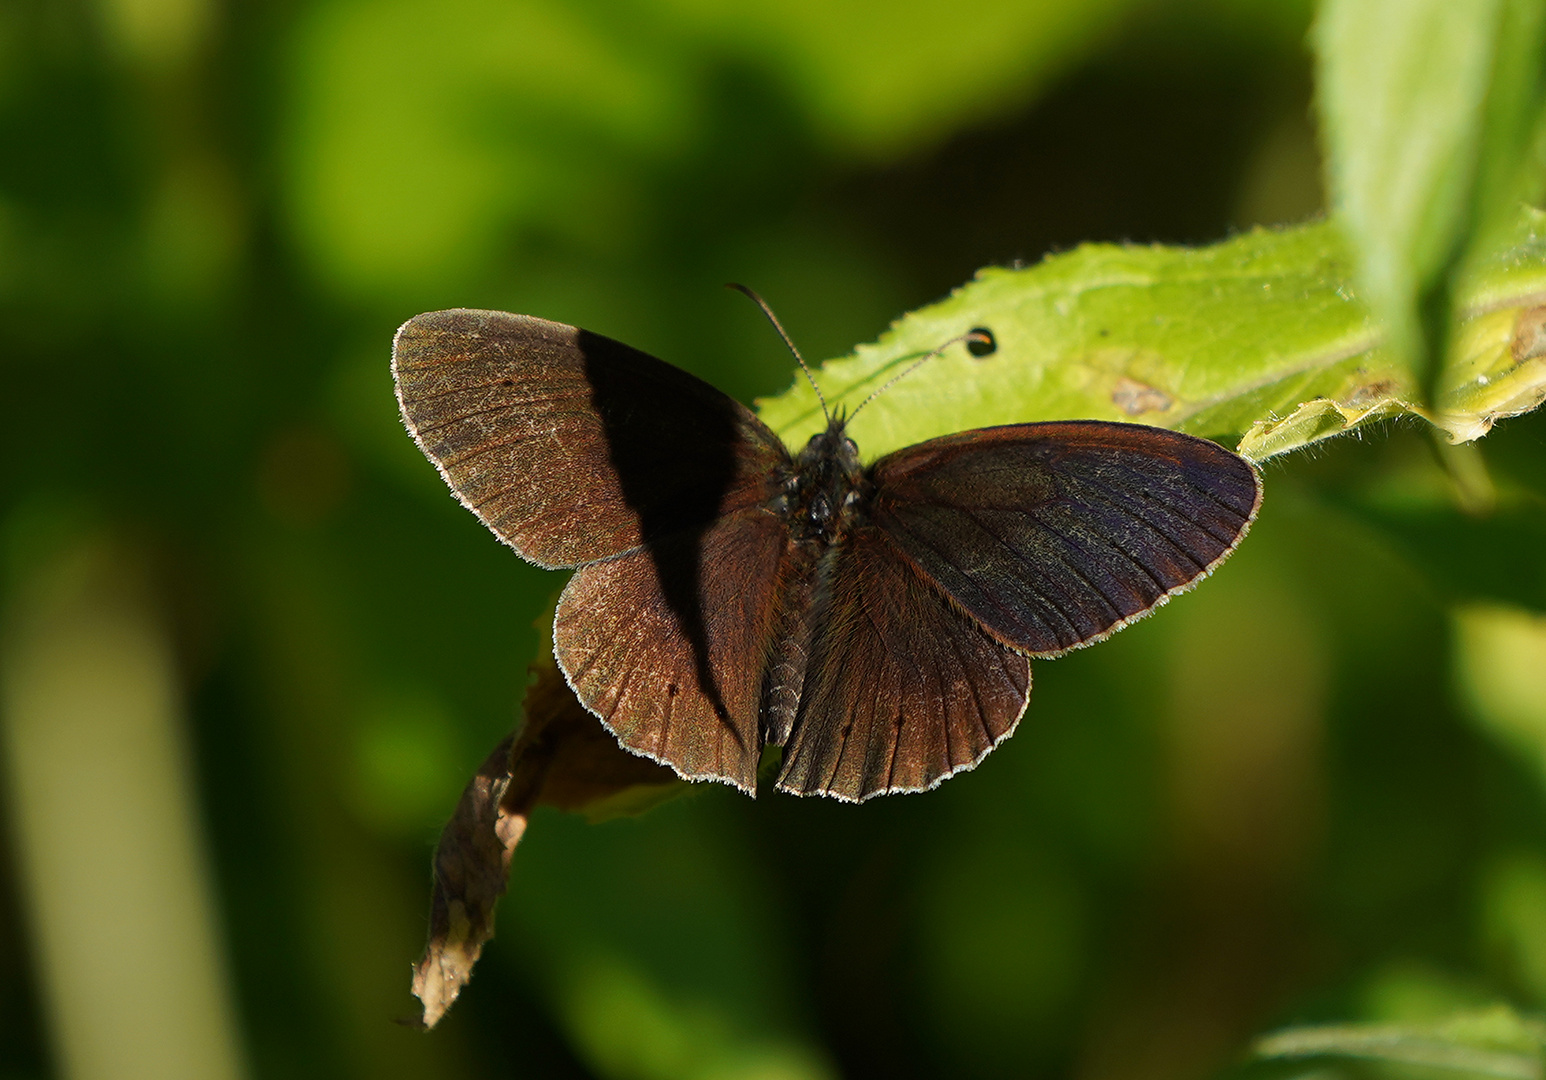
left=1468, top=0, right=1546, bottom=252
left=1254, top=1005, right=1546, bottom=1079
left=1312, top=0, right=1546, bottom=393
left=754, top=210, right=1546, bottom=463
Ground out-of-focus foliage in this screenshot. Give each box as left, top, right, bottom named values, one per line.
left=5, top=1, right=1546, bottom=1080
left=1256, top=1003, right=1546, bottom=1077
left=1315, top=0, right=1546, bottom=393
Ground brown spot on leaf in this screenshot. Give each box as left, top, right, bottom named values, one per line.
left=1511, top=305, right=1546, bottom=361
left=410, top=656, right=680, bottom=1029
left=1343, top=380, right=1397, bottom=409
left=1111, top=376, right=1173, bottom=416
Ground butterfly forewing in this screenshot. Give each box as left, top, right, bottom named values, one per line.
left=775, top=526, right=1031, bottom=802
left=867, top=422, right=1262, bottom=656
left=393, top=309, right=788, bottom=569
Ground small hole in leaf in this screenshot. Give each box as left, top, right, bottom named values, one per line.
left=966, top=327, right=996, bottom=358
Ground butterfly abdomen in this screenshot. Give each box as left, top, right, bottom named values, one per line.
left=759, top=544, right=824, bottom=748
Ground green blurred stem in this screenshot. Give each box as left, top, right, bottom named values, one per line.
left=1431, top=433, right=1499, bottom=516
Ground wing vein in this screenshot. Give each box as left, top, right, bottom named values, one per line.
left=408, top=393, right=587, bottom=434
left=1060, top=479, right=1211, bottom=573
left=885, top=514, right=1078, bottom=644
left=947, top=505, right=1093, bottom=641
left=1029, top=517, right=1132, bottom=620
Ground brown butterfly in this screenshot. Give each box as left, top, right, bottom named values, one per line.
left=392, top=305, right=1260, bottom=802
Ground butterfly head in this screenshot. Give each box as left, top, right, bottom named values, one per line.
left=800, top=411, right=859, bottom=465
left=785, top=413, right=865, bottom=543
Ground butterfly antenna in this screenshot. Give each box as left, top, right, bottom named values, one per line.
left=848, top=329, right=991, bottom=421
left=727, top=283, right=830, bottom=422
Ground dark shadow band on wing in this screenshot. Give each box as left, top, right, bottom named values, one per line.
left=395, top=310, right=793, bottom=767
left=392, top=310, right=788, bottom=568
left=554, top=506, right=792, bottom=793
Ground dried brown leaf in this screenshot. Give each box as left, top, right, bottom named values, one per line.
left=409, top=732, right=532, bottom=1029
left=411, top=657, right=682, bottom=1028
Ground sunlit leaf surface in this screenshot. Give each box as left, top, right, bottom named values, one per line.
left=758, top=210, right=1546, bottom=462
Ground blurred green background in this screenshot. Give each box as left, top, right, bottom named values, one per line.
left=6, top=1, right=1546, bottom=1078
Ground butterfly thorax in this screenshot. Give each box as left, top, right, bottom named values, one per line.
left=760, top=417, right=869, bottom=749
left=779, top=416, right=868, bottom=545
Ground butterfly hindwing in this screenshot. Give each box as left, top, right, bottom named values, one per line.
left=775, top=526, right=1031, bottom=802
left=867, top=422, right=1261, bottom=656
left=393, top=309, right=788, bottom=569
left=555, top=506, right=792, bottom=792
